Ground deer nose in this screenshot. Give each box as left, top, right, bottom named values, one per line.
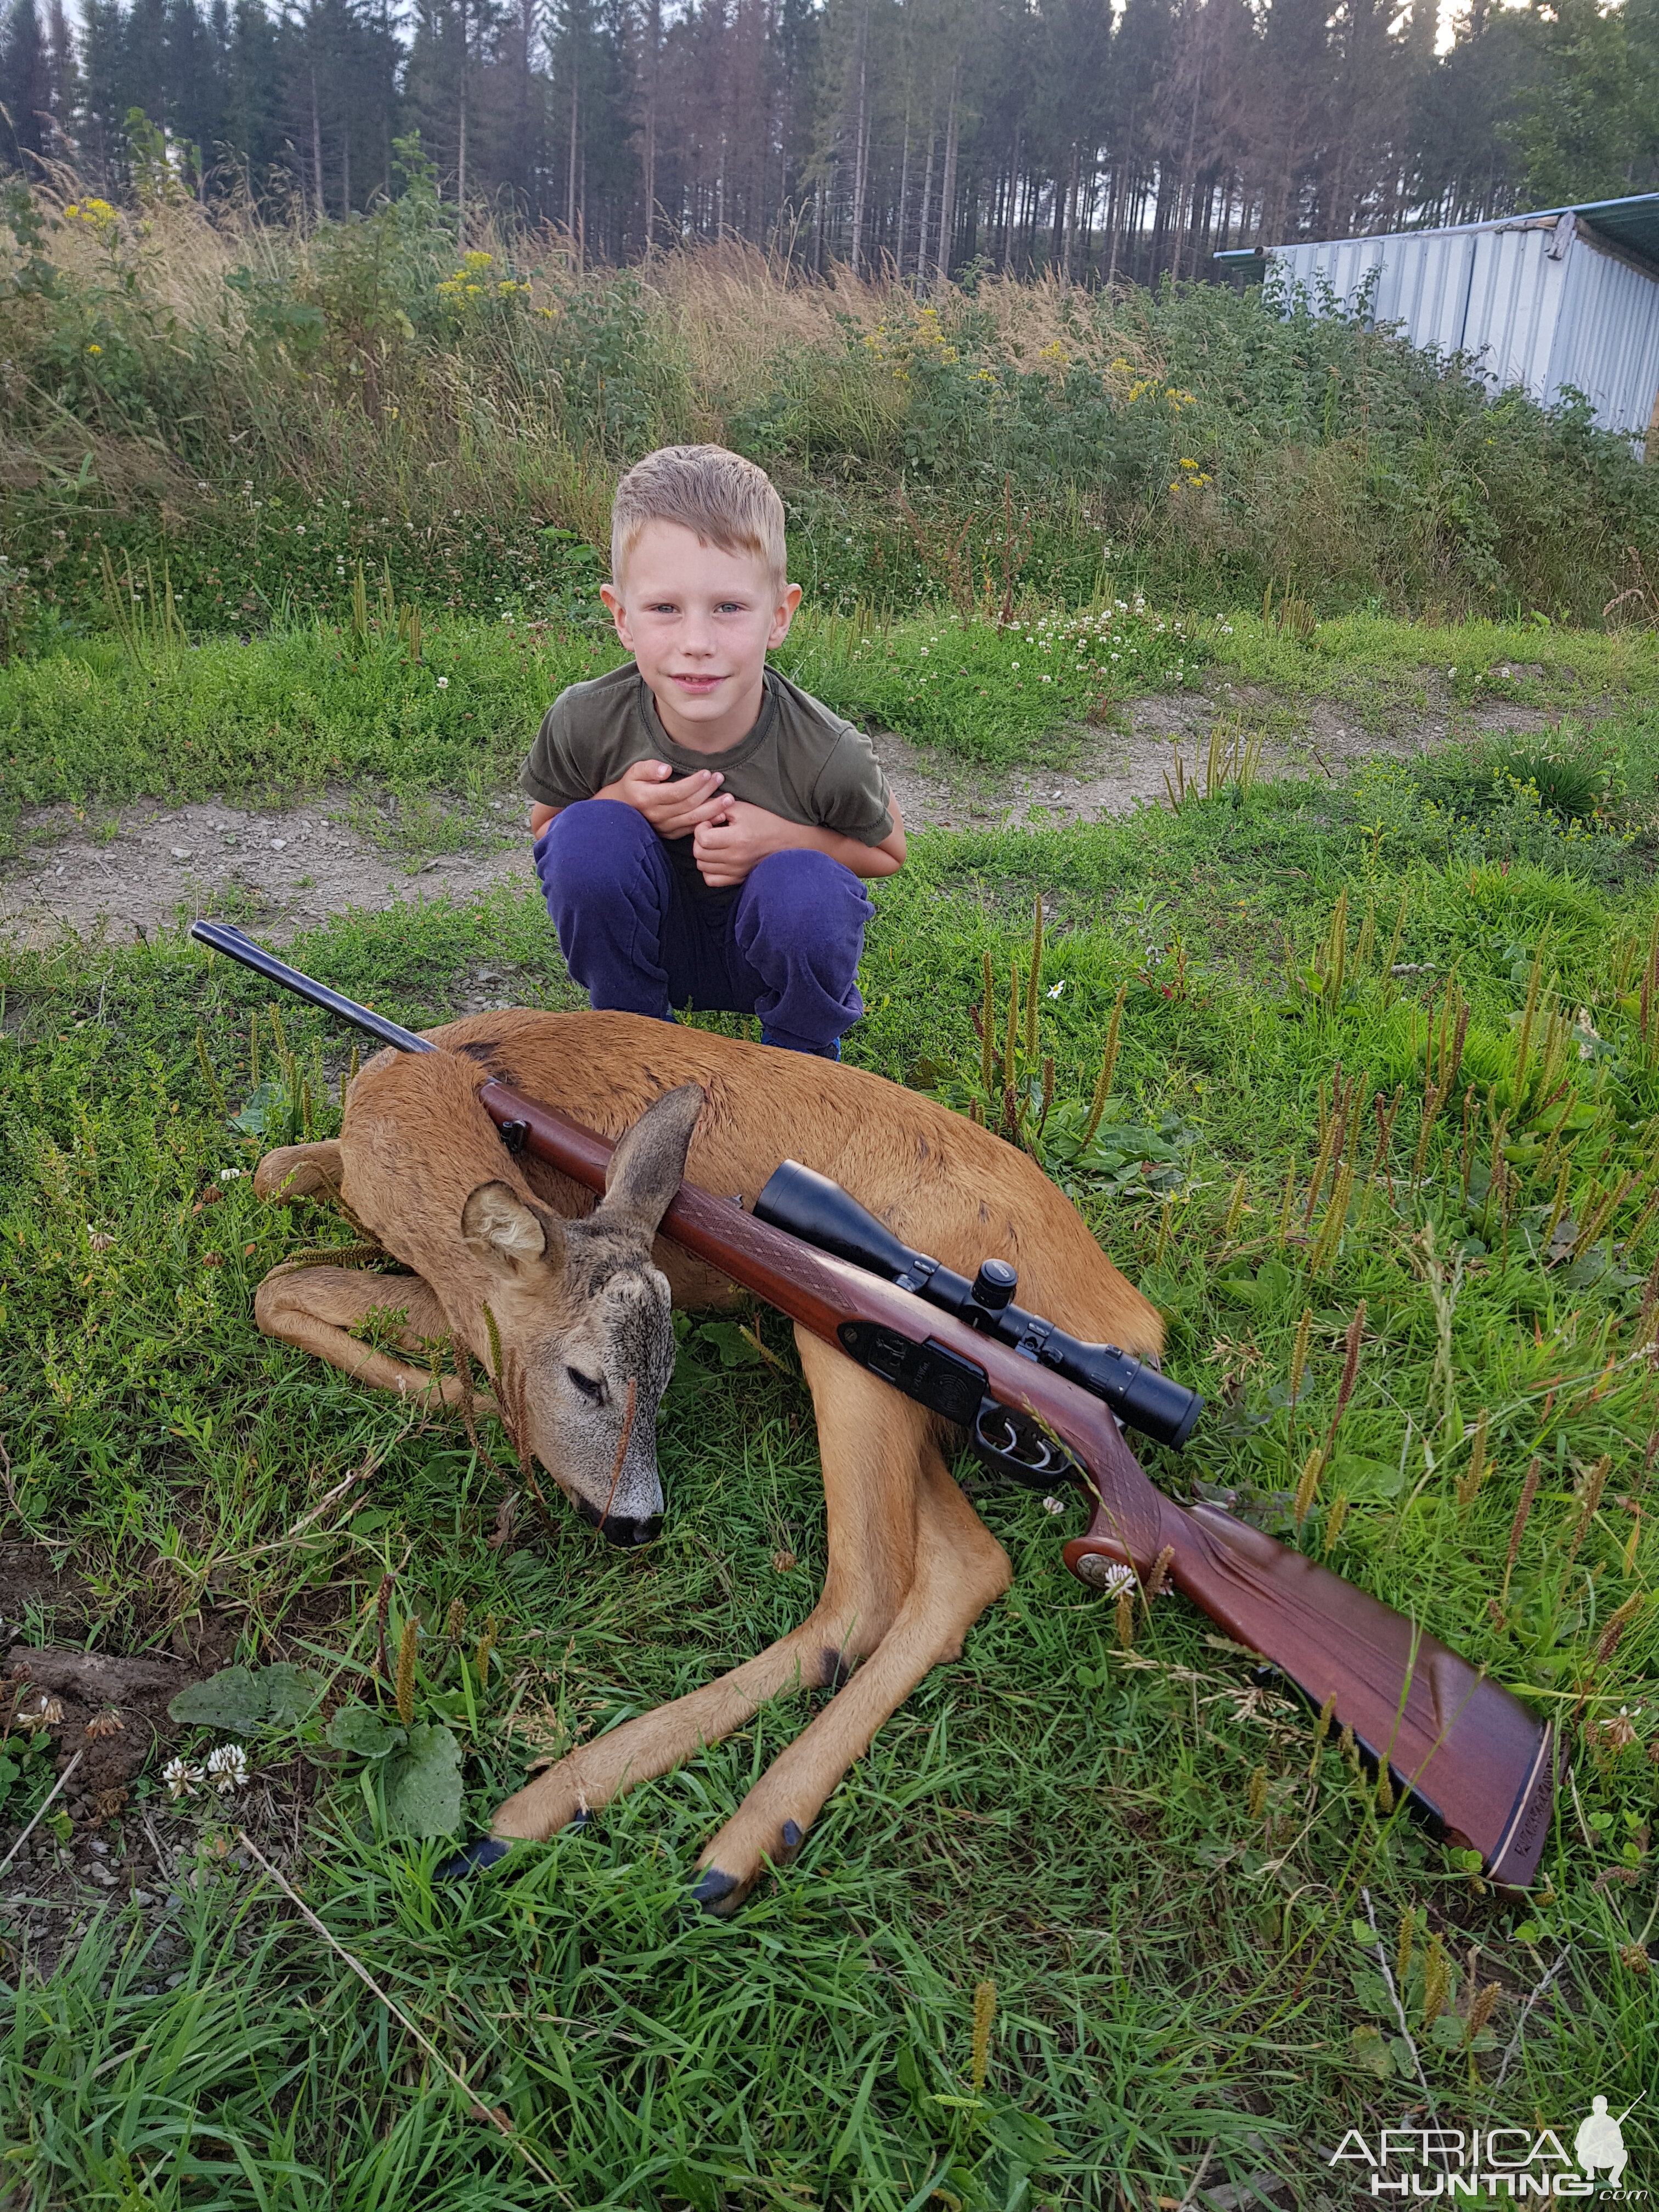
left=577, top=1498, right=663, bottom=1548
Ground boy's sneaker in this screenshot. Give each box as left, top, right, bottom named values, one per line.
left=760, top=1028, right=842, bottom=1060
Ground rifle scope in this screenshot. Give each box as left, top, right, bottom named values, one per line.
left=753, top=1160, right=1203, bottom=1451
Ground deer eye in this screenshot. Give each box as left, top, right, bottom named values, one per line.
left=566, top=1366, right=606, bottom=1404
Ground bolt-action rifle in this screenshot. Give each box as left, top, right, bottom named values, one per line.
left=191, top=919, right=1558, bottom=1887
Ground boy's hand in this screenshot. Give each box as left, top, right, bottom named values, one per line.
left=691, top=800, right=793, bottom=887
left=597, top=759, right=729, bottom=838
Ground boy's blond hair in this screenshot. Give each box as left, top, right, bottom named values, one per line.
left=611, top=444, right=787, bottom=595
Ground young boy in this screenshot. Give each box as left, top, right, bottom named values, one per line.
left=521, top=445, right=905, bottom=1059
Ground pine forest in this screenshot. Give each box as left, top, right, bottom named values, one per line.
left=2, top=0, right=1658, bottom=286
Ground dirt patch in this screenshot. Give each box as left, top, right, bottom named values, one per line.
left=1, top=789, right=532, bottom=951
left=0, top=1643, right=202, bottom=1978
left=0, top=1542, right=89, bottom=1643
left=6, top=1647, right=188, bottom=1821
left=0, top=684, right=1575, bottom=949
left=0, top=1748, right=308, bottom=1984
left=0, top=1640, right=321, bottom=1979
left=867, top=680, right=1568, bottom=831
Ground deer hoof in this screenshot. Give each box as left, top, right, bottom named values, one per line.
left=688, top=1865, right=741, bottom=1913
left=437, top=1836, right=512, bottom=1881
left=777, top=1819, right=804, bottom=1865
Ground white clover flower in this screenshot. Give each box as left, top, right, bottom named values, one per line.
left=219, top=1168, right=243, bottom=1182
left=164, top=1757, right=204, bottom=1801
left=1042, top=1496, right=1066, bottom=1515
left=436, top=676, right=449, bottom=688
left=205, top=1743, right=250, bottom=1793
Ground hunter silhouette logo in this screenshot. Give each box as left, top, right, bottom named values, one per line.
left=1329, top=2099, right=1646, bottom=2196
left=1577, top=2099, right=1637, bottom=2192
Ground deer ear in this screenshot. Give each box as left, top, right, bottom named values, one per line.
left=461, top=1181, right=556, bottom=1269
left=599, top=1082, right=703, bottom=1233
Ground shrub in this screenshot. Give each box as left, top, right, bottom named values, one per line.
left=4, top=185, right=1659, bottom=642
left=1414, top=721, right=1626, bottom=828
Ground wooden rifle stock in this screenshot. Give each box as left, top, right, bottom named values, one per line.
left=478, top=1076, right=1556, bottom=1891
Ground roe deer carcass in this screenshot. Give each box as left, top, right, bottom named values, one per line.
left=253, top=1009, right=1161, bottom=1909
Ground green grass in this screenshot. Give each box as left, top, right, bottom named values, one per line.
left=1212, top=610, right=1659, bottom=719
left=778, top=601, right=1204, bottom=764
left=10, top=597, right=1659, bottom=872
left=0, top=600, right=1210, bottom=861
left=4, top=747, right=1658, bottom=2204
left=0, top=623, right=621, bottom=857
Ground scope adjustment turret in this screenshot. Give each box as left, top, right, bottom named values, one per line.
left=971, top=1259, right=1019, bottom=1312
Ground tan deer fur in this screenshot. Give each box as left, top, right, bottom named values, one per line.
left=253, top=1009, right=1161, bottom=1909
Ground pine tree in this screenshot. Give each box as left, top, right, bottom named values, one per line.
left=0, top=0, right=48, bottom=167
left=2, top=0, right=1640, bottom=269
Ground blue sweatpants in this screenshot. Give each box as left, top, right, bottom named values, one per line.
left=534, top=800, right=873, bottom=1056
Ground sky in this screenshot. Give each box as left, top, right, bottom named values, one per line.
left=1435, top=0, right=1540, bottom=54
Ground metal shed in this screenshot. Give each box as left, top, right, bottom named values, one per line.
left=1215, top=195, right=1659, bottom=448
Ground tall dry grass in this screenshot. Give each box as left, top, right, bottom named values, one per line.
left=651, top=240, right=1162, bottom=401
left=5, top=175, right=1658, bottom=624
left=2, top=183, right=1163, bottom=510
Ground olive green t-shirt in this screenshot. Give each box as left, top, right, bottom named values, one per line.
left=518, top=662, right=894, bottom=852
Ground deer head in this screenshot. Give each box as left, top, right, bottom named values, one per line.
left=458, top=1083, right=703, bottom=1547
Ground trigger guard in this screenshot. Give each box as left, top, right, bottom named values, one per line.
left=969, top=1399, right=1081, bottom=1491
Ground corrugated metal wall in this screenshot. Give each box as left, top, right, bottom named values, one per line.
left=1550, top=226, right=1659, bottom=436
left=1465, top=221, right=1568, bottom=397
left=1266, top=212, right=1659, bottom=441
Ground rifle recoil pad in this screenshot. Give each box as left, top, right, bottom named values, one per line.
left=753, top=1160, right=1202, bottom=1451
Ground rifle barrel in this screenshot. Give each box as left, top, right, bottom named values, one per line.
left=189, top=921, right=437, bottom=1058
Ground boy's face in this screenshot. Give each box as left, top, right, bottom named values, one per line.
left=601, top=520, right=802, bottom=749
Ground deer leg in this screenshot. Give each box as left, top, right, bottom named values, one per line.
left=253, top=1141, right=345, bottom=1206
left=688, top=1437, right=1011, bottom=1912
left=254, top=1263, right=482, bottom=1408
left=487, top=1339, right=939, bottom=1844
